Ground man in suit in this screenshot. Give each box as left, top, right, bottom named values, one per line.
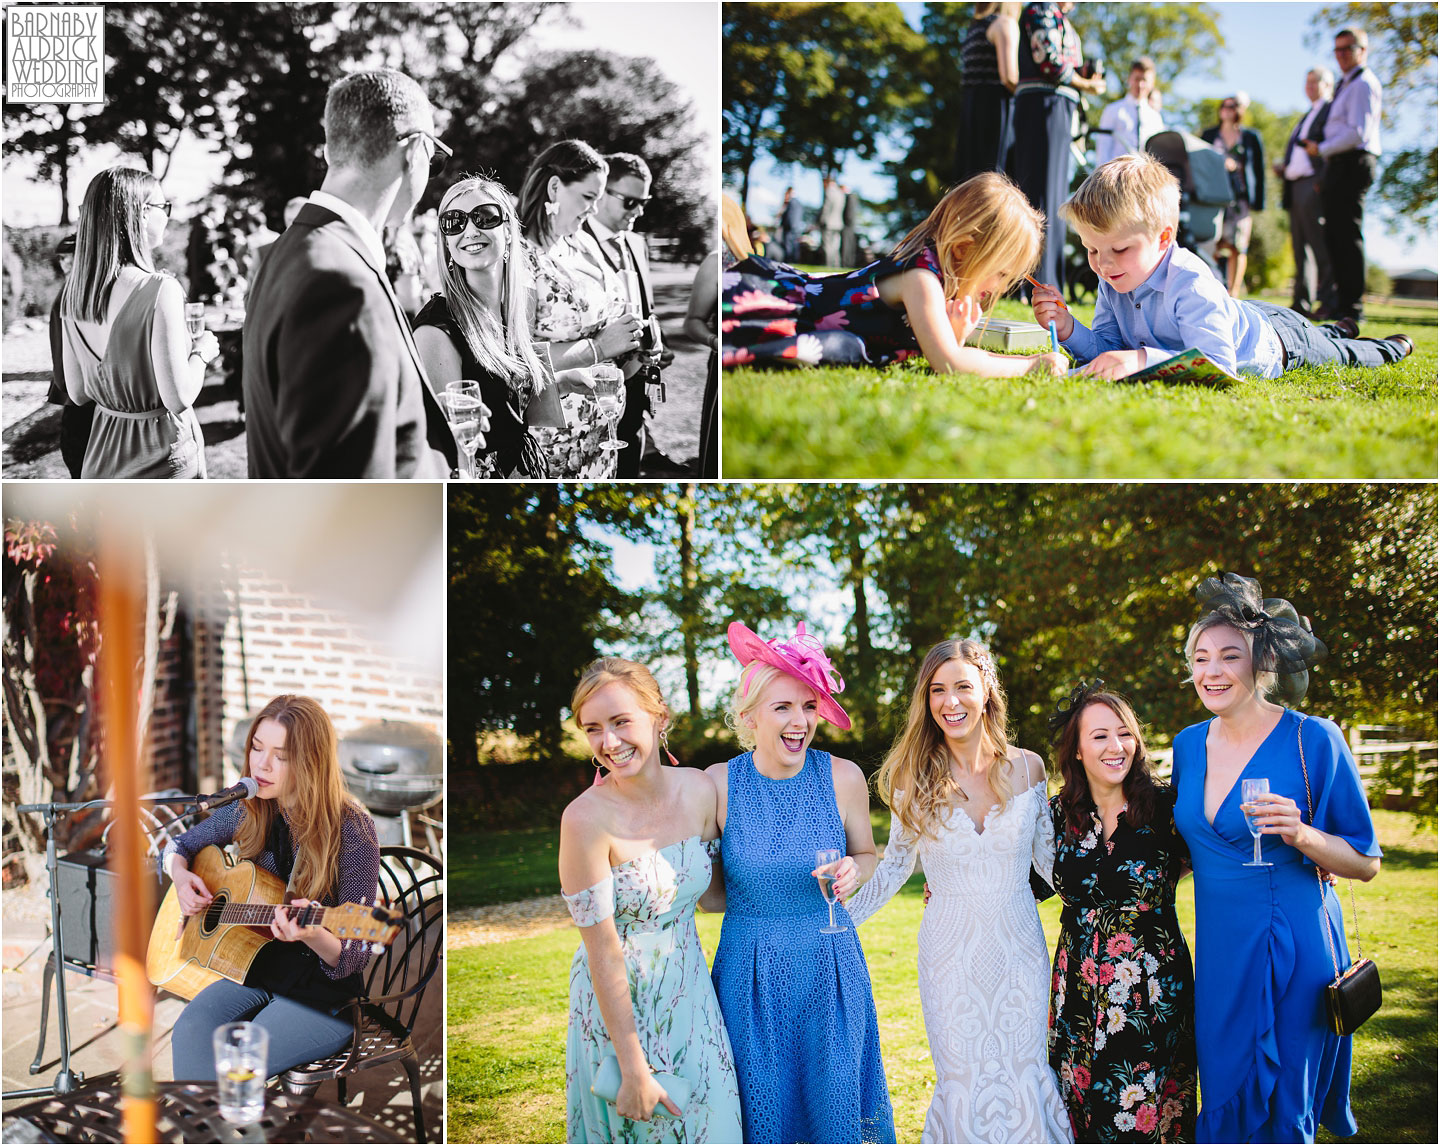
left=243, top=69, right=460, bottom=478
left=581, top=152, right=665, bottom=478
left=841, top=185, right=860, bottom=266
left=1275, top=67, right=1335, bottom=316
left=1304, top=27, right=1382, bottom=324
left=820, top=176, right=845, bottom=267
left=1095, top=58, right=1165, bottom=166
left=780, top=186, right=805, bottom=263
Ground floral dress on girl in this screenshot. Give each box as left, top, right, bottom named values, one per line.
left=563, top=835, right=743, bottom=1145
left=720, top=245, right=943, bottom=369
left=1045, top=787, right=1197, bottom=1143
left=527, top=237, right=628, bottom=477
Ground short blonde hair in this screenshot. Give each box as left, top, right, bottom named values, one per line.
left=1061, top=154, right=1181, bottom=239
left=726, top=662, right=787, bottom=752
left=571, top=658, right=670, bottom=733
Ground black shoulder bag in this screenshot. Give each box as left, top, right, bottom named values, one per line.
left=1296, top=715, right=1382, bottom=1035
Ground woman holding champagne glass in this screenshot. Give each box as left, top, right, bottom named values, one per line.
left=59, top=166, right=219, bottom=478
left=706, top=621, right=895, bottom=1144
left=1170, top=573, right=1381, bottom=1142
left=414, top=174, right=561, bottom=477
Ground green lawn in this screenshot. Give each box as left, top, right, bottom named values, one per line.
left=450, top=825, right=562, bottom=908
left=722, top=297, right=1438, bottom=479
left=446, top=810, right=1436, bottom=1143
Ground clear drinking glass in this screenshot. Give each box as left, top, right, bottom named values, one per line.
left=441, top=384, right=486, bottom=477
left=815, top=848, right=847, bottom=934
left=184, top=302, right=206, bottom=338
left=213, top=1021, right=267, bottom=1125
left=591, top=364, right=626, bottom=458
left=1241, top=778, right=1273, bottom=867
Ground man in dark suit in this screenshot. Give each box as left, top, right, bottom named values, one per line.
left=243, top=69, right=460, bottom=478
left=1274, top=68, right=1334, bottom=316
left=581, top=152, right=666, bottom=478
left=780, top=187, right=805, bottom=263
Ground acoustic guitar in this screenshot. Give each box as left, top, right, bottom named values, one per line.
left=146, top=844, right=403, bottom=1001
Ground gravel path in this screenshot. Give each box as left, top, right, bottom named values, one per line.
left=446, top=894, right=573, bottom=949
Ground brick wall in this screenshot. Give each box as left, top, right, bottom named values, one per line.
left=146, top=613, right=191, bottom=792
left=190, top=560, right=442, bottom=789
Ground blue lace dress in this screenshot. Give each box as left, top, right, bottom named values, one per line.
left=563, top=836, right=743, bottom=1144
left=711, top=750, right=896, bottom=1144
left=720, top=245, right=942, bottom=369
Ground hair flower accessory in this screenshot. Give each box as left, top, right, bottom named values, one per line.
left=1048, top=678, right=1107, bottom=741
left=727, top=620, right=851, bottom=730
left=1194, top=572, right=1327, bottom=704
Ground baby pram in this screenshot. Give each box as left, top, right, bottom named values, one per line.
left=1145, top=130, right=1234, bottom=278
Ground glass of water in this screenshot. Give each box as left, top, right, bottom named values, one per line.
left=213, top=1021, right=267, bottom=1125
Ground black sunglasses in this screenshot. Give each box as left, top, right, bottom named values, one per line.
left=146, top=200, right=173, bottom=218
left=606, top=189, right=651, bottom=211
left=439, top=203, right=507, bottom=235
left=397, top=130, right=454, bottom=177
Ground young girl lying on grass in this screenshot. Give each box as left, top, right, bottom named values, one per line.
left=722, top=173, right=1067, bottom=378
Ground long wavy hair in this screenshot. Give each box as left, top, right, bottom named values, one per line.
left=1051, top=692, right=1161, bottom=838
left=436, top=175, right=548, bottom=402
left=875, top=638, right=1014, bottom=842
left=61, top=167, right=160, bottom=324
left=517, top=139, right=608, bottom=248
left=233, top=695, right=364, bottom=902
left=890, top=172, right=1044, bottom=307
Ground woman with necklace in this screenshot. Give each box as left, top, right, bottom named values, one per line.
left=847, top=637, right=1069, bottom=1143
left=707, top=621, right=895, bottom=1144
left=1170, top=573, right=1380, bottom=1142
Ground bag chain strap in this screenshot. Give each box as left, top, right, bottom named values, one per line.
left=1295, top=714, right=1364, bottom=977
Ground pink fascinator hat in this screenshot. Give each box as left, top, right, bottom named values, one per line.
left=727, top=620, right=852, bottom=730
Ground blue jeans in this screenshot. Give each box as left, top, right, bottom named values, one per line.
left=170, top=978, right=353, bottom=1081
left=1248, top=301, right=1406, bottom=370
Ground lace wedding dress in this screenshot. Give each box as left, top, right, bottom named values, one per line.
left=848, top=777, right=1074, bottom=1144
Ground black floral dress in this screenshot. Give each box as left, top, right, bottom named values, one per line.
left=1046, top=788, right=1197, bottom=1143
left=720, top=244, right=942, bottom=369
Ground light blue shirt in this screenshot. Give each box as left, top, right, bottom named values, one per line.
left=1320, top=65, right=1382, bottom=158
left=1062, top=244, right=1286, bottom=378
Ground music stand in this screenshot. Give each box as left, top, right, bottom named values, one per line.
left=5, top=795, right=196, bottom=1102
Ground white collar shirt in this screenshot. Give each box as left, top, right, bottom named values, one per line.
left=1282, top=99, right=1328, bottom=180
left=1320, top=65, right=1382, bottom=158
left=308, top=191, right=388, bottom=273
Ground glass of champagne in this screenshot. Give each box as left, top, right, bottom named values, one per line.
left=1241, top=778, right=1273, bottom=867
left=184, top=302, right=206, bottom=338
left=816, top=848, right=846, bottom=934
left=213, top=1021, right=267, bottom=1125
left=592, top=364, right=626, bottom=459
left=441, top=385, right=486, bottom=478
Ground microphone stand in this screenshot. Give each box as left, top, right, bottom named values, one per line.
left=4, top=794, right=199, bottom=1102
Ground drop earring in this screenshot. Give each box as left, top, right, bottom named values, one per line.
left=591, top=755, right=608, bottom=787
left=544, top=199, right=559, bottom=219
left=660, top=728, right=679, bottom=767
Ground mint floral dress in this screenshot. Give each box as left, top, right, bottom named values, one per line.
left=563, top=835, right=743, bottom=1144
left=1045, top=788, right=1197, bottom=1143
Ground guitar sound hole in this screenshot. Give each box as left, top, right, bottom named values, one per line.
left=201, top=894, right=227, bottom=935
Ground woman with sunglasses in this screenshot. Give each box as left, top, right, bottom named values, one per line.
left=414, top=175, right=563, bottom=477
left=59, top=166, right=219, bottom=478
left=1201, top=93, right=1266, bottom=297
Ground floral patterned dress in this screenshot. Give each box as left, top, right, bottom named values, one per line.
left=720, top=245, right=942, bottom=369
left=526, top=237, right=628, bottom=477
left=563, top=835, right=743, bottom=1144
left=1046, top=788, right=1197, bottom=1143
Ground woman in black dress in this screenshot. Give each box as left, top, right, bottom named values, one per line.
left=413, top=175, right=562, bottom=477
left=1044, top=683, right=1196, bottom=1143
left=1201, top=93, right=1266, bottom=297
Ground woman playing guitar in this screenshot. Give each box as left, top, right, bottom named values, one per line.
left=162, top=695, right=380, bottom=1079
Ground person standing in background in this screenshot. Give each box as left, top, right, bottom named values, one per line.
left=841, top=184, right=860, bottom=266
left=45, top=233, right=93, bottom=478
left=1202, top=92, right=1266, bottom=298
left=780, top=186, right=806, bottom=264
left=1095, top=57, right=1164, bottom=166
left=1306, top=26, right=1382, bottom=323
left=956, top=2, right=1021, bottom=185
left=1276, top=68, right=1335, bottom=317
left=820, top=176, right=845, bottom=267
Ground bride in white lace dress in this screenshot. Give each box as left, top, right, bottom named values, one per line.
left=847, top=638, right=1072, bottom=1145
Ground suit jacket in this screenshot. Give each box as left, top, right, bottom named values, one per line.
left=1279, top=101, right=1332, bottom=210
left=580, top=222, right=659, bottom=329
left=242, top=202, right=456, bottom=478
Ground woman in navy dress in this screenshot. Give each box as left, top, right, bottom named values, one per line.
left=1170, top=573, right=1381, bottom=1143
left=706, top=621, right=896, bottom=1144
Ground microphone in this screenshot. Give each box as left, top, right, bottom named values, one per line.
left=194, top=776, right=259, bottom=812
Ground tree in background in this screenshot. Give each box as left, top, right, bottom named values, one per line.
left=1307, top=2, right=1438, bottom=235
left=4, top=105, right=93, bottom=227
left=722, top=2, right=924, bottom=211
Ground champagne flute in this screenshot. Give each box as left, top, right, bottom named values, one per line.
left=592, top=364, right=626, bottom=458
left=440, top=387, right=486, bottom=478
left=1241, top=778, right=1273, bottom=867
left=184, top=302, right=206, bottom=338
left=815, top=848, right=847, bottom=934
